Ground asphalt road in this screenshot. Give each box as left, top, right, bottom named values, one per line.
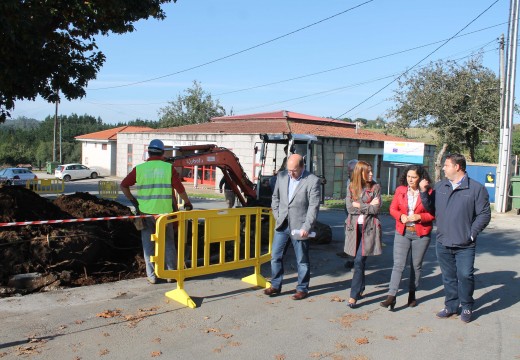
left=34, top=173, right=223, bottom=211
left=1, top=203, right=519, bottom=359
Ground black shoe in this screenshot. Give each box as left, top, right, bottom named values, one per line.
left=347, top=298, right=357, bottom=309
left=407, top=291, right=416, bottom=307
left=344, top=260, right=354, bottom=269
left=380, top=295, right=396, bottom=310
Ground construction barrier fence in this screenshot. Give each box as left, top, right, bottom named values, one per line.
left=25, top=179, right=65, bottom=194
left=152, top=207, right=273, bottom=308
left=98, top=180, right=119, bottom=199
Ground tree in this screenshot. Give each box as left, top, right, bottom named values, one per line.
left=158, top=81, right=226, bottom=127
left=513, top=126, right=520, bottom=156
left=0, top=0, right=176, bottom=123
left=387, top=55, right=500, bottom=180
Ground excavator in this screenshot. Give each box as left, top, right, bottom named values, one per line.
left=164, top=133, right=331, bottom=243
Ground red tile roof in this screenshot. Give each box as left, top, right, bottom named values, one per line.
left=211, top=110, right=355, bottom=128
left=75, top=126, right=154, bottom=141
left=88, top=111, right=414, bottom=143
left=154, top=110, right=411, bottom=142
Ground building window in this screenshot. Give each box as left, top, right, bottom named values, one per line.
left=102, top=144, right=107, bottom=150
left=127, top=144, right=133, bottom=174
left=333, top=153, right=344, bottom=198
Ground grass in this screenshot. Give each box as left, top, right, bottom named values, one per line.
left=186, top=192, right=224, bottom=200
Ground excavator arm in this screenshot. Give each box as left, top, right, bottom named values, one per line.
left=165, top=145, right=258, bottom=207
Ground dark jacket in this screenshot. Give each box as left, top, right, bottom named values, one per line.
left=420, top=175, right=491, bottom=247
left=390, top=186, right=434, bottom=237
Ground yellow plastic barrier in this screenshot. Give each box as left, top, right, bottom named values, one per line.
left=98, top=180, right=119, bottom=199
left=152, top=207, right=274, bottom=308
left=25, top=179, right=65, bottom=194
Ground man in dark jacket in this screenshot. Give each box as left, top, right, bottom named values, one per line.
left=419, top=153, right=490, bottom=323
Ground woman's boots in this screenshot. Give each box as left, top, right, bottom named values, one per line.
left=407, top=290, right=417, bottom=307
left=380, top=295, right=396, bottom=310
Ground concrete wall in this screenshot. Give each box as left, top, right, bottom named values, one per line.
left=114, top=132, right=436, bottom=199
left=80, top=140, right=115, bottom=177
left=116, top=133, right=260, bottom=191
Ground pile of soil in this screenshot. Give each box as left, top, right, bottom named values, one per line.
left=0, top=186, right=144, bottom=296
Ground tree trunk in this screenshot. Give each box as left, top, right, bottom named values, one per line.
left=434, top=143, right=448, bottom=182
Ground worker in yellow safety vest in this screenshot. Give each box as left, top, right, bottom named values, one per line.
left=121, top=139, right=193, bottom=284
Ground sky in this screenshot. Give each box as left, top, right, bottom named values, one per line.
left=8, top=0, right=516, bottom=124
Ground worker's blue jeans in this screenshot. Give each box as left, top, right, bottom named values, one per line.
left=270, top=226, right=310, bottom=293
left=141, top=216, right=177, bottom=281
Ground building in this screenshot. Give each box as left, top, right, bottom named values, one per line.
left=111, top=111, right=435, bottom=198
left=75, top=126, right=153, bottom=177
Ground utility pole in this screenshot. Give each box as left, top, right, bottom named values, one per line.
left=496, top=0, right=519, bottom=213
left=53, top=94, right=58, bottom=162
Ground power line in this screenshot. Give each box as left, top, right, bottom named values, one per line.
left=335, top=0, right=501, bottom=118
left=90, top=1, right=375, bottom=91
left=214, top=22, right=506, bottom=97
left=85, top=25, right=503, bottom=109
left=235, top=44, right=498, bottom=114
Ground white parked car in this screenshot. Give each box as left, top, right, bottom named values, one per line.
left=55, top=163, right=99, bottom=182
left=0, top=167, right=38, bottom=185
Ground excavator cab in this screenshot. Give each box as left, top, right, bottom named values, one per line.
left=255, top=133, right=325, bottom=206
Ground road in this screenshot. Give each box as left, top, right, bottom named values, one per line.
left=34, top=173, right=224, bottom=211
left=1, top=198, right=519, bottom=359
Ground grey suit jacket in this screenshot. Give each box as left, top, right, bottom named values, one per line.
left=271, top=169, right=321, bottom=234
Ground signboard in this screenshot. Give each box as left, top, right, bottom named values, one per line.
left=383, top=141, right=424, bottom=165
left=485, top=173, right=495, bottom=188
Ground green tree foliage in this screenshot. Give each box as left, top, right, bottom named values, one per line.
left=158, top=81, right=226, bottom=127
left=114, top=118, right=161, bottom=128
left=365, top=117, right=386, bottom=129
left=0, top=0, right=176, bottom=122
left=0, top=114, right=110, bottom=166
left=513, top=126, right=520, bottom=156
left=387, top=55, right=500, bottom=164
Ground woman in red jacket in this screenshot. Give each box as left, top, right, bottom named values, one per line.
left=380, top=165, right=434, bottom=310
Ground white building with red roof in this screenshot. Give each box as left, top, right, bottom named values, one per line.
left=110, top=110, right=435, bottom=198
left=75, top=126, right=153, bottom=177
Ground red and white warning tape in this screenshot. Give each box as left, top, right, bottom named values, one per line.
left=0, top=214, right=156, bottom=228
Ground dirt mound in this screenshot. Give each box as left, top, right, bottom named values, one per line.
left=0, top=187, right=144, bottom=296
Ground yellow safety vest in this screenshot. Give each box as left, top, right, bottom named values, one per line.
left=136, top=160, right=173, bottom=214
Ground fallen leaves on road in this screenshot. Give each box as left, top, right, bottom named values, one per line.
left=336, top=313, right=369, bottom=328
left=151, top=351, right=162, bottom=357
left=384, top=335, right=398, bottom=340
left=204, top=327, right=221, bottom=333
left=418, top=327, right=432, bottom=333
left=96, top=309, right=121, bottom=318
left=16, top=345, right=41, bottom=356
left=99, top=348, right=109, bottom=356
left=355, top=337, right=369, bottom=345
left=330, top=295, right=345, bottom=302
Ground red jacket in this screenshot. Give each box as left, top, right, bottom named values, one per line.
left=390, top=185, right=434, bottom=236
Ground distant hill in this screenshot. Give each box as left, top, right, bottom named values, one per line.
left=0, top=117, right=40, bottom=131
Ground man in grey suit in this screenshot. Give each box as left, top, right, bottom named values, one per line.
left=264, top=154, right=321, bottom=300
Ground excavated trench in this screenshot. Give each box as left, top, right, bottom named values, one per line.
left=0, top=186, right=143, bottom=296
